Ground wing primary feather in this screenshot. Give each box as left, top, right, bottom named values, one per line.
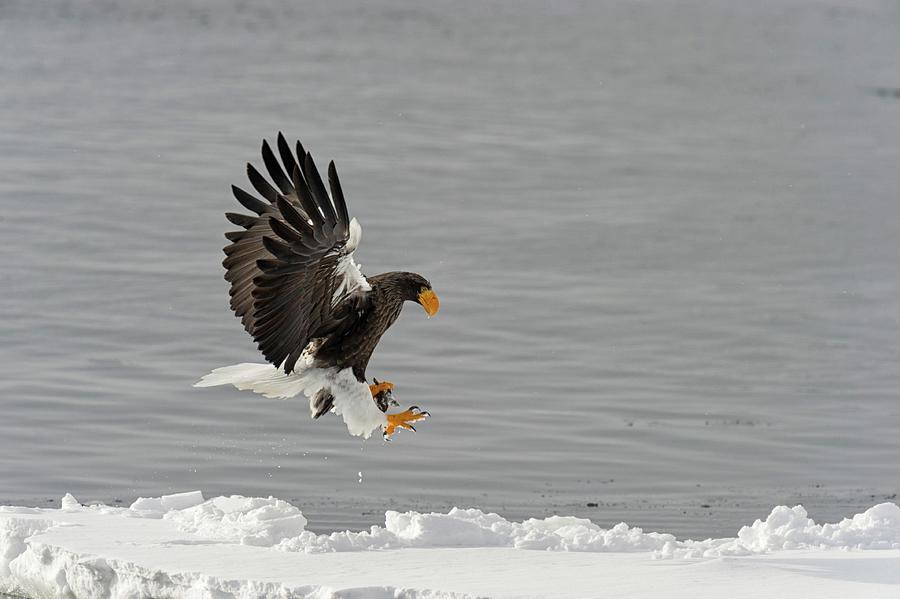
left=275, top=193, right=314, bottom=233
left=231, top=185, right=269, bottom=215
left=267, top=216, right=303, bottom=243
left=246, top=163, right=279, bottom=203
left=296, top=140, right=307, bottom=167
left=225, top=212, right=258, bottom=229
left=276, top=194, right=318, bottom=236
left=304, top=153, right=337, bottom=226
left=261, top=139, right=294, bottom=195
left=328, top=161, right=350, bottom=231
left=269, top=221, right=316, bottom=254
left=277, top=133, right=301, bottom=186
left=291, top=166, right=324, bottom=225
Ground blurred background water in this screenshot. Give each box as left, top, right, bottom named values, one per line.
left=1, top=0, right=899, bottom=539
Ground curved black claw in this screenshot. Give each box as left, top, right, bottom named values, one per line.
left=408, top=406, right=430, bottom=417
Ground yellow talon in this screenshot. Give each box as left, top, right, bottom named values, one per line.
left=383, top=407, right=430, bottom=439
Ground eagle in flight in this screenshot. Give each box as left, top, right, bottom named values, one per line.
left=196, top=134, right=439, bottom=440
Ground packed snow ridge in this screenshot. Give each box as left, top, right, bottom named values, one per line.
left=83, top=491, right=900, bottom=555
left=2, top=492, right=900, bottom=598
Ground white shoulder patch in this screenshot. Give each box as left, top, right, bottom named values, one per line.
left=331, top=218, right=371, bottom=306
left=346, top=217, right=362, bottom=253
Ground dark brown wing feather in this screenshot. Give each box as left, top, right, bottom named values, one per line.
left=223, top=133, right=361, bottom=373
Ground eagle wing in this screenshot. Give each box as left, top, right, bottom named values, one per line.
left=223, top=133, right=370, bottom=373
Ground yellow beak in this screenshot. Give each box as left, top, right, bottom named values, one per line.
left=417, top=288, right=440, bottom=317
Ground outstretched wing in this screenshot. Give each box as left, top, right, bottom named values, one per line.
left=223, top=133, right=371, bottom=373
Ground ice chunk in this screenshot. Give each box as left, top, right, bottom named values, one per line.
left=128, top=490, right=205, bottom=517
left=166, top=495, right=308, bottom=546
left=60, top=493, right=81, bottom=511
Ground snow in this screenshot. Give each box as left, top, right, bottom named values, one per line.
left=2, top=493, right=900, bottom=598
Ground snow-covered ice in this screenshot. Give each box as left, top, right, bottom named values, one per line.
left=2, top=492, right=900, bottom=598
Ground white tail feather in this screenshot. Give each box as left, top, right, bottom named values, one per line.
left=194, top=363, right=305, bottom=399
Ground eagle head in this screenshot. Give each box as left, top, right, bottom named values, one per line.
left=396, top=272, right=440, bottom=318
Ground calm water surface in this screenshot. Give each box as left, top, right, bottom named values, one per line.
left=1, top=0, right=899, bottom=538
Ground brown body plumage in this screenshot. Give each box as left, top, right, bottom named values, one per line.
left=314, top=272, right=430, bottom=381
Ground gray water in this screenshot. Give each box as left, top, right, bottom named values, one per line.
left=1, top=0, right=899, bottom=539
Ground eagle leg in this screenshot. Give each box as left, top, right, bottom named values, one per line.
left=369, top=378, right=394, bottom=397
left=383, top=406, right=430, bottom=440
left=370, top=378, right=399, bottom=413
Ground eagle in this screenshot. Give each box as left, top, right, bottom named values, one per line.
left=195, top=134, right=439, bottom=440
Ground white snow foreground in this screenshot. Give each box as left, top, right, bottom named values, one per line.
left=2, top=493, right=900, bottom=598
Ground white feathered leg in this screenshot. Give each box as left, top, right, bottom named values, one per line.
left=194, top=363, right=387, bottom=438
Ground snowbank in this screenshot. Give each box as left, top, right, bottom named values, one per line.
left=666, top=501, right=900, bottom=558
left=2, top=493, right=900, bottom=598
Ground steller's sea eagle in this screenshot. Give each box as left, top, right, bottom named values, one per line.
left=195, top=134, right=439, bottom=440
